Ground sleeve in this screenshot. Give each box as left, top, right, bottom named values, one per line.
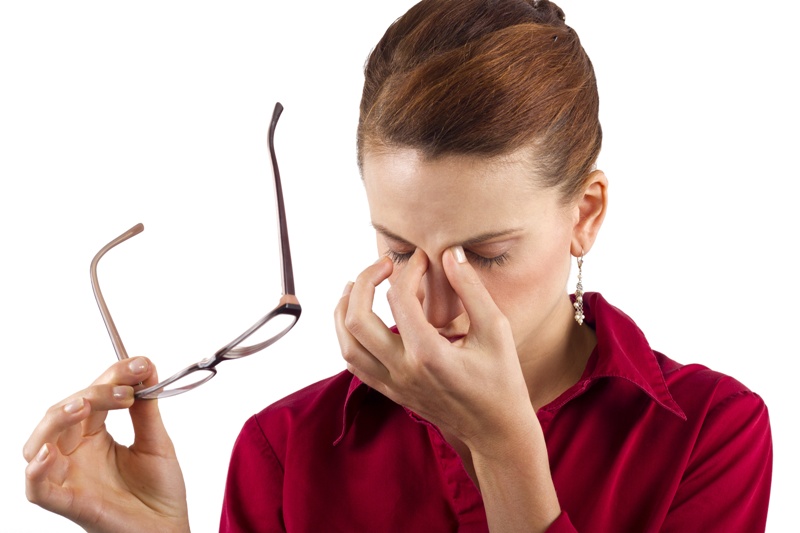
left=663, top=390, right=772, bottom=533
left=545, top=511, right=578, bottom=533
left=220, top=415, right=286, bottom=533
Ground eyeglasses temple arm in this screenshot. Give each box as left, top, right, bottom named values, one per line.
left=89, top=223, right=144, bottom=361
left=268, top=102, right=295, bottom=296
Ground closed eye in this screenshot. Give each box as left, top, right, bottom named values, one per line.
left=385, top=249, right=414, bottom=264
left=385, top=249, right=509, bottom=268
left=468, top=250, right=509, bottom=268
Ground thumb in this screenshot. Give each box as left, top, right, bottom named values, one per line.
left=129, top=367, right=174, bottom=454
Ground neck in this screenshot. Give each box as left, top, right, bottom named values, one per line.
left=518, top=294, right=596, bottom=411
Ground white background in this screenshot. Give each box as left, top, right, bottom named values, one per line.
left=1, top=1, right=797, bottom=531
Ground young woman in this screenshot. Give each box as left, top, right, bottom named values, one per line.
left=24, top=1, right=772, bottom=531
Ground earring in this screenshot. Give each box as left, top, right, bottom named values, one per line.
left=573, top=253, right=585, bottom=325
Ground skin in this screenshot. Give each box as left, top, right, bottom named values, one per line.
left=23, top=147, right=607, bottom=532
left=335, top=147, right=608, bottom=532
left=23, top=358, right=189, bottom=532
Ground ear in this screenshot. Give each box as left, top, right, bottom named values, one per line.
left=570, top=170, right=608, bottom=257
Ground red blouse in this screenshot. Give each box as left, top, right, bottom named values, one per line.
left=220, top=293, right=772, bottom=532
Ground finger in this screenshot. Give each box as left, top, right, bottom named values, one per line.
left=442, top=246, right=506, bottom=336
left=23, top=383, right=137, bottom=462
left=25, top=443, right=76, bottom=517
left=129, top=366, right=175, bottom=454
left=385, top=249, right=443, bottom=351
left=334, top=281, right=391, bottom=385
left=90, top=356, right=154, bottom=387
left=84, top=357, right=154, bottom=434
left=60, top=386, right=134, bottom=454
left=24, top=357, right=153, bottom=459
left=344, top=257, right=401, bottom=362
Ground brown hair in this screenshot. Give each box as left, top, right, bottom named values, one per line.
left=357, top=0, right=601, bottom=201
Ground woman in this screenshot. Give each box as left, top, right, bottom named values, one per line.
left=24, top=1, right=772, bottom=531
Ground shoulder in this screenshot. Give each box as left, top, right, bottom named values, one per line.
left=255, top=369, right=353, bottom=421
left=585, top=292, right=768, bottom=422
left=653, top=354, right=772, bottom=529
left=652, top=351, right=772, bottom=487
left=221, top=372, right=357, bottom=531
left=655, top=351, right=769, bottom=423
left=232, top=370, right=355, bottom=459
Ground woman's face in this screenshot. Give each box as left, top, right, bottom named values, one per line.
left=362, top=147, right=579, bottom=360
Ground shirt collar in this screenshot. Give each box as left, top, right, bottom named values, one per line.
left=335, top=292, right=685, bottom=444
left=334, top=374, right=369, bottom=445
left=543, top=292, right=686, bottom=420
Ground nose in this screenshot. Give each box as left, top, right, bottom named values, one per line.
left=420, top=260, right=464, bottom=328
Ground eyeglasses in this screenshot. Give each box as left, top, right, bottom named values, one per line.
left=90, top=102, right=301, bottom=400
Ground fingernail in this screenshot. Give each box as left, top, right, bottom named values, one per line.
left=128, top=357, right=148, bottom=374
left=451, top=245, right=467, bottom=264
left=63, top=398, right=85, bottom=414
left=36, top=444, right=50, bottom=463
left=342, top=282, right=354, bottom=297
left=113, top=386, right=133, bottom=401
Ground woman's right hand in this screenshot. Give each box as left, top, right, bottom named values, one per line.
left=23, top=357, right=189, bottom=533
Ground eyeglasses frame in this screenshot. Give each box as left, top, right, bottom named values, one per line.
left=89, top=102, right=301, bottom=399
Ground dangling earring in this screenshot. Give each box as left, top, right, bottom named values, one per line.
left=573, top=253, right=585, bottom=325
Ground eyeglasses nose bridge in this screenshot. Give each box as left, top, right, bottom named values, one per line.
left=133, top=364, right=218, bottom=400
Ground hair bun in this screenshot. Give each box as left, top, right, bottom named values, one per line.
left=528, top=0, right=566, bottom=25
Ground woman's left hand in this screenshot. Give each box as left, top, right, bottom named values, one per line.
left=334, top=247, right=535, bottom=455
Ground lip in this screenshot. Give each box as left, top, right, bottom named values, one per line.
left=443, top=334, right=466, bottom=343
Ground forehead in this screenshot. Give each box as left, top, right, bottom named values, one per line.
left=361, top=148, right=563, bottom=244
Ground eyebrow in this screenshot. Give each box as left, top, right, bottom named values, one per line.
left=371, top=223, right=523, bottom=248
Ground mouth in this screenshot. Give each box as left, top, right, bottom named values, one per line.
left=443, top=334, right=466, bottom=343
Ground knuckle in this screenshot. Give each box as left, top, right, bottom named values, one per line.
left=395, top=369, right=422, bottom=394
left=395, top=354, right=425, bottom=387
left=43, top=402, right=67, bottom=424
left=489, top=313, right=509, bottom=330
left=45, top=401, right=63, bottom=417
left=340, top=345, right=358, bottom=365
left=22, top=442, right=36, bottom=462
left=25, top=484, right=40, bottom=504
left=416, top=350, right=442, bottom=374
left=333, top=300, right=345, bottom=321
left=343, top=313, right=363, bottom=337
left=355, top=265, right=377, bottom=285
left=385, top=286, right=403, bottom=307
left=465, top=273, right=483, bottom=287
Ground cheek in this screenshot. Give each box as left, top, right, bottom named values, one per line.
left=482, top=252, right=571, bottom=323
